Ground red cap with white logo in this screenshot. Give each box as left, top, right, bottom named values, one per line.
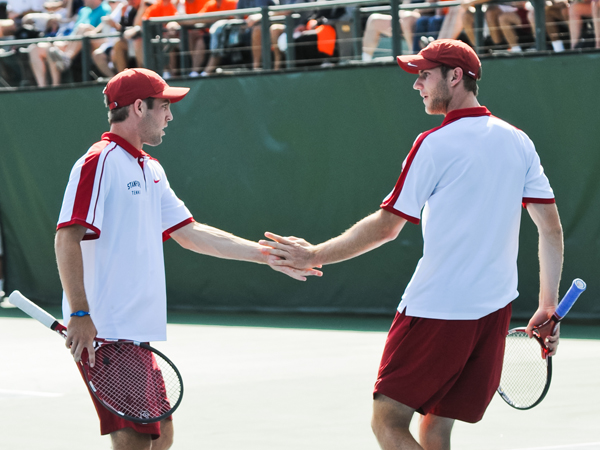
left=103, top=68, right=190, bottom=110
left=396, top=39, right=481, bottom=80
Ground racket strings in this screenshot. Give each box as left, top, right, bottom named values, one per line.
left=498, top=330, right=549, bottom=409
left=86, top=344, right=182, bottom=421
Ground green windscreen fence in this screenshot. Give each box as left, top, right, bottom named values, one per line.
left=1, top=52, right=599, bottom=319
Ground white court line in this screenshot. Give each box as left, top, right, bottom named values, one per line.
left=510, top=443, right=600, bottom=450
left=0, top=388, right=63, bottom=398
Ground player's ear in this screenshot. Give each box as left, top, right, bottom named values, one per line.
left=450, top=67, right=463, bottom=86
left=132, top=99, right=145, bottom=117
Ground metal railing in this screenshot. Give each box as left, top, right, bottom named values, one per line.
left=0, top=0, right=558, bottom=85
left=142, top=0, right=551, bottom=75
left=0, top=32, right=121, bottom=85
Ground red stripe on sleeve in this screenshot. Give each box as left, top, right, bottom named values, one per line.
left=381, top=205, right=420, bottom=224
left=162, top=217, right=195, bottom=242
left=522, top=197, right=555, bottom=208
left=56, top=219, right=101, bottom=239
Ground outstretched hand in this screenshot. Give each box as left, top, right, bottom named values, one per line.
left=260, top=232, right=318, bottom=269
left=260, top=232, right=322, bottom=280
left=266, top=257, right=323, bottom=281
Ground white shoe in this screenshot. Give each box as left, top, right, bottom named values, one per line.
left=48, top=46, right=71, bottom=72
left=162, top=71, right=171, bottom=80
left=189, top=71, right=200, bottom=77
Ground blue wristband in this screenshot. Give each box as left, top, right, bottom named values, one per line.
left=70, top=310, right=90, bottom=317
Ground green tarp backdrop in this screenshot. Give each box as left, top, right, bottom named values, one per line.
left=1, top=52, right=599, bottom=319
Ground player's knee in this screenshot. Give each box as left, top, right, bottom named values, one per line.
left=371, top=394, right=412, bottom=437
left=153, top=419, right=174, bottom=450
left=419, top=415, right=454, bottom=450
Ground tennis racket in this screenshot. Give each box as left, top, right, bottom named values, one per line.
left=8, top=290, right=184, bottom=423
left=497, top=278, right=586, bottom=410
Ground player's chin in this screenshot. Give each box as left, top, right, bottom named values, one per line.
left=146, top=135, right=164, bottom=147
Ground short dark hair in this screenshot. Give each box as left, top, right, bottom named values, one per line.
left=105, top=97, right=156, bottom=124
left=440, top=65, right=478, bottom=97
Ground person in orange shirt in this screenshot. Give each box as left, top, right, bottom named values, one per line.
left=142, top=0, right=179, bottom=20
left=197, top=0, right=239, bottom=75
left=142, top=0, right=179, bottom=78
left=170, top=0, right=212, bottom=76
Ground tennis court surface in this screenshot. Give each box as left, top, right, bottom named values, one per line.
left=1, top=307, right=599, bottom=450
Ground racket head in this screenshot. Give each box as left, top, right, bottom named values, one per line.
left=497, top=327, right=552, bottom=410
left=80, top=342, right=184, bottom=423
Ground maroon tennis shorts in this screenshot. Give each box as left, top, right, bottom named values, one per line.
left=373, top=302, right=512, bottom=423
left=76, top=348, right=171, bottom=439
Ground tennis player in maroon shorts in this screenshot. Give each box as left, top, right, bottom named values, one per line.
left=261, top=39, right=564, bottom=450
left=55, top=68, right=321, bottom=450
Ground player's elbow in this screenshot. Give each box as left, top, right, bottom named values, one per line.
left=376, top=210, right=406, bottom=243
left=541, top=222, right=563, bottom=245
left=537, top=214, right=563, bottom=242
left=379, top=225, right=401, bottom=243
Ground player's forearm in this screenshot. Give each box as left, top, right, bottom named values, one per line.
left=527, top=203, right=564, bottom=309
left=537, top=225, right=564, bottom=309
left=172, top=222, right=268, bottom=264
left=312, top=210, right=406, bottom=266
left=55, top=228, right=90, bottom=312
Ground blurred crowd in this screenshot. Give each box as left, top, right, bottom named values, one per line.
left=0, top=0, right=598, bottom=87
left=362, top=0, right=599, bottom=60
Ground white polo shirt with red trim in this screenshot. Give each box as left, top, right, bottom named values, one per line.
left=381, top=107, right=555, bottom=320
left=57, top=132, right=193, bottom=341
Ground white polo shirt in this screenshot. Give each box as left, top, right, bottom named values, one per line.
left=381, top=107, right=555, bottom=320
left=57, top=133, right=193, bottom=341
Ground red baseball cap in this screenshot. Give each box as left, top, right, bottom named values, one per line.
left=396, top=39, right=481, bottom=80
left=103, top=68, right=190, bottom=110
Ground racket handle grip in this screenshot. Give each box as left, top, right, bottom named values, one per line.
left=8, top=291, right=60, bottom=330
left=554, top=279, right=586, bottom=320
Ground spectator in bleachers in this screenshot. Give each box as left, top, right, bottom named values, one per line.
left=92, top=0, right=142, bottom=77
left=233, top=0, right=277, bottom=71
left=568, top=0, right=599, bottom=48
left=180, top=0, right=212, bottom=75
left=20, top=0, right=85, bottom=37
left=291, top=4, right=348, bottom=66
left=497, top=1, right=532, bottom=51
left=0, top=0, right=46, bottom=37
left=260, top=0, right=310, bottom=70
left=413, top=7, right=447, bottom=50
left=142, top=0, right=179, bottom=78
left=362, top=0, right=421, bottom=59
left=47, top=0, right=114, bottom=70
left=194, top=0, right=239, bottom=75
left=482, top=1, right=532, bottom=52
left=437, top=3, right=475, bottom=44
left=527, top=0, right=569, bottom=51
left=165, top=0, right=229, bottom=76
left=28, top=0, right=112, bottom=86
left=109, top=0, right=147, bottom=74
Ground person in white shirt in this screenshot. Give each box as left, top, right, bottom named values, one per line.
left=0, top=0, right=45, bottom=36
left=56, top=68, right=321, bottom=450
left=261, top=39, right=563, bottom=450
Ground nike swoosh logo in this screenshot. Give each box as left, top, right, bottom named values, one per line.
left=407, top=62, right=417, bottom=67
left=154, top=179, right=160, bottom=183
